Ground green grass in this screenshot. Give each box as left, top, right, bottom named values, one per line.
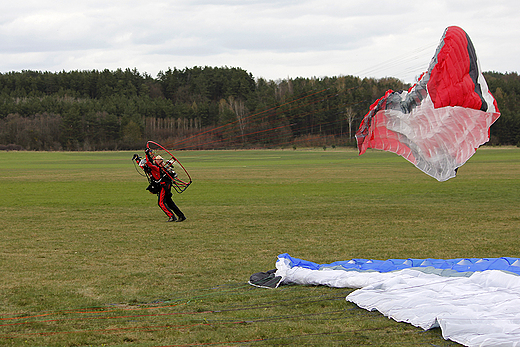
left=0, top=147, right=519, bottom=346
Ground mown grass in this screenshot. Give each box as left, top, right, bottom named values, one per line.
left=0, top=147, right=518, bottom=346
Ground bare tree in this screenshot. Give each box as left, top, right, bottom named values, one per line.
left=221, top=96, right=248, bottom=142
left=346, top=107, right=356, bottom=140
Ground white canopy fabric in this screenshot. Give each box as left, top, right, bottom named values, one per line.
left=274, top=254, right=520, bottom=347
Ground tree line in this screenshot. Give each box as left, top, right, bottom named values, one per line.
left=0, top=67, right=518, bottom=151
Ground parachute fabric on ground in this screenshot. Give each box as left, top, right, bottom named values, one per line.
left=266, top=254, right=520, bottom=347
left=356, top=26, right=500, bottom=181
left=248, top=269, right=283, bottom=289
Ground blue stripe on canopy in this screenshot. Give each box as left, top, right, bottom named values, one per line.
left=278, top=253, right=520, bottom=275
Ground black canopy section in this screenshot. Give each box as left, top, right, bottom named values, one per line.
left=248, top=269, right=283, bottom=289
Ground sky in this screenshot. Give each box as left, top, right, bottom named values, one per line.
left=2, top=0, right=518, bottom=83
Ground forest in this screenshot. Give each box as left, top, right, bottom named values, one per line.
left=0, top=67, right=518, bottom=151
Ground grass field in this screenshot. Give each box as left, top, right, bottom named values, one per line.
left=0, top=147, right=519, bottom=346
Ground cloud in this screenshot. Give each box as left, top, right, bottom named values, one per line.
left=0, top=0, right=518, bottom=82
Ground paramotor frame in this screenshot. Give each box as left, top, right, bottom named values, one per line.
left=145, top=141, right=192, bottom=193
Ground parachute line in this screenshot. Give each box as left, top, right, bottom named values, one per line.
left=165, top=88, right=328, bottom=147
left=162, top=87, right=367, bottom=151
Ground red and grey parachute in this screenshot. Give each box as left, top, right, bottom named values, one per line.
left=356, top=26, right=500, bottom=181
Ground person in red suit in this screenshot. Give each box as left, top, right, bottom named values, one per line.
left=134, top=150, right=186, bottom=222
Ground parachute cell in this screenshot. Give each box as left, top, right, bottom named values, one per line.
left=355, top=26, right=500, bottom=181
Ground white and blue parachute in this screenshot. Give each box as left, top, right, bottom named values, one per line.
left=250, top=254, right=520, bottom=347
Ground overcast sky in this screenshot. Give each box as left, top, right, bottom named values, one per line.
left=2, top=0, right=518, bottom=83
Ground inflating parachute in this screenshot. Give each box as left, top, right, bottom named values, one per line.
left=356, top=26, right=500, bottom=181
